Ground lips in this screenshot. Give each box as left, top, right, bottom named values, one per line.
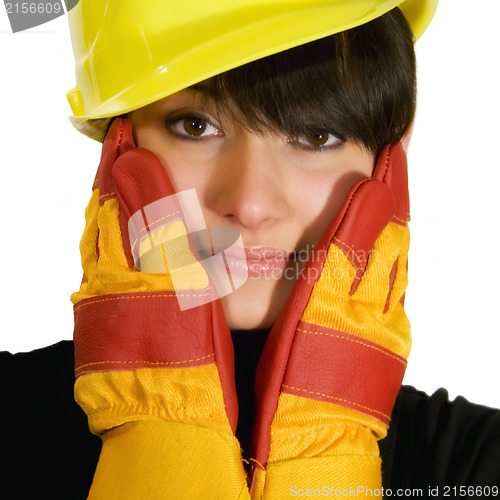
left=198, top=245, right=296, bottom=279
left=243, top=246, right=295, bottom=276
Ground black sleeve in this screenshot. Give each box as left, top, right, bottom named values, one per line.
left=380, top=386, right=500, bottom=494
left=0, top=341, right=101, bottom=500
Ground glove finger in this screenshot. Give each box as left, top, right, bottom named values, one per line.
left=372, top=143, right=410, bottom=226
left=93, top=117, right=136, bottom=203
left=333, top=178, right=394, bottom=294
left=111, top=147, right=178, bottom=269
left=112, top=147, right=177, bottom=218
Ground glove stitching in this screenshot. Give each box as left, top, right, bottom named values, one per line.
left=333, top=236, right=364, bottom=268
left=91, top=402, right=225, bottom=415
left=76, top=352, right=215, bottom=372
left=391, top=214, right=409, bottom=225
left=382, top=146, right=410, bottom=225
left=117, top=119, right=125, bottom=154
left=130, top=210, right=182, bottom=252
left=267, top=455, right=381, bottom=468
left=73, top=292, right=212, bottom=312
left=270, top=423, right=375, bottom=442
left=89, top=403, right=226, bottom=422
left=296, top=327, right=406, bottom=367
left=99, top=191, right=116, bottom=203
left=281, top=383, right=390, bottom=421
left=382, top=145, right=392, bottom=181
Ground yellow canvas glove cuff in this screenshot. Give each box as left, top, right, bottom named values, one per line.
left=75, top=368, right=249, bottom=500
left=88, top=421, right=249, bottom=500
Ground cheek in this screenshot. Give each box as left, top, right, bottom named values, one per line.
left=133, top=128, right=209, bottom=193
left=161, top=159, right=207, bottom=194
left=295, top=163, right=374, bottom=243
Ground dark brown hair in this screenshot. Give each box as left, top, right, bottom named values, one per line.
left=202, top=7, right=416, bottom=156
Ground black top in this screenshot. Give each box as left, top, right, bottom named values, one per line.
left=1, top=339, right=499, bottom=499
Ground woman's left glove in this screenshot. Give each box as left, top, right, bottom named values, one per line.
left=250, top=143, right=411, bottom=498
left=71, top=118, right=250, bottom=500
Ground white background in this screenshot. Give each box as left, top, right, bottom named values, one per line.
left=1, top=1, right=499, bottom=409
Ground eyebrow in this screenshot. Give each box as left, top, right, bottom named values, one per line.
left=186, top=80, right=217, bottom=98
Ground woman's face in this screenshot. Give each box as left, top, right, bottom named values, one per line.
left=129, top=86, right=375, bottom=330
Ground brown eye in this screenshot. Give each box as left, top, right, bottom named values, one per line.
left=306, top=132, right=330, bottom=147
left=182, top=117, right=207, bottom=136
left=167, top=114, right=222, bottom=139
left=294, top=131, right=343, bottom=150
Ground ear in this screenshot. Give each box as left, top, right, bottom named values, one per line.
left=401, top=119, right=415, bottom=153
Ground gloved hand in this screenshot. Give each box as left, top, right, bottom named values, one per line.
left=250, top=144, right=410, bottom=498
left=72, top=117, right=250, bottom=500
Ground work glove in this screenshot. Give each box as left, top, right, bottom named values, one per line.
left=250, top=144, right=410, bottom=498
left=71, top=117, right=250, bottom=499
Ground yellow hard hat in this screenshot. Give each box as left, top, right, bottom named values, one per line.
left=66, top=0, right=438, bottom=141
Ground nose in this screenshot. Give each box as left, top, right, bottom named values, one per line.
left=210, top=135, right=289, bottom=230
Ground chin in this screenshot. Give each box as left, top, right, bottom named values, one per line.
left=224, top=314, right=273, bottom=331
left=222, top=294, right=274, bottom=330
left=221, top=276, right=295, bottom=330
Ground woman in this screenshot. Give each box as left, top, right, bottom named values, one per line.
left=2, top=1, right=500, bottom=499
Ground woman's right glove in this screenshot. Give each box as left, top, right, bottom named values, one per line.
left=72, top=118, right=249, bottom=499
left=250, top=144, right=411, bottom=498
